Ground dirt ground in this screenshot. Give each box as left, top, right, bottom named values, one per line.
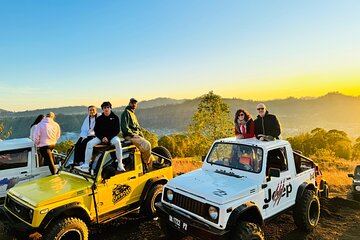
left=1, top=196, right=359, bottom=240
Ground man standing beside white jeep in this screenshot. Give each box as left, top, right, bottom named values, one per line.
left=34, top=112, right=61, bottom=175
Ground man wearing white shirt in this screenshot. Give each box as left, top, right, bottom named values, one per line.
left=74, top=106, right=99, bottom=164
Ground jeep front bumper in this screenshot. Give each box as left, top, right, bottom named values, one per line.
left=155, top=202, right=229, bottom=240
left=0, top=206, right=37, bottom=236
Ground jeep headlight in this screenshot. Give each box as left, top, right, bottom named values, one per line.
left=355, top=186, right=360, bottom=191
left=166, top=189, right=174, bottom=201
left=29, top=209, right=34, bottom=221
left=208, top=206, right=218, bottom=220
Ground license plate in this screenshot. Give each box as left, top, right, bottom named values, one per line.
left=169, top=214, right=188, bottom=231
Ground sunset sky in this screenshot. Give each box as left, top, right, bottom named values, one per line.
left=0, top=0, right=359, bottom=111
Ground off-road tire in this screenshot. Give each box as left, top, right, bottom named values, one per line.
left=159, top=219, right=184, bottom=240
left=231, top=221, right=264, bottom=240
left=42, top=217, right=88, bottom=240
left=152, top=146, right=172, bottom=166
left=321, top=185, right=329, bottom=198
left=293, top=189, right=320, bottom=232
left=142, top=184, right=164, bottom=218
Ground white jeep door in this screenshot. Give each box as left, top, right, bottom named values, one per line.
left=263, top=147, right=293, bottom=218
left=0, top=147, right=32, bottom=199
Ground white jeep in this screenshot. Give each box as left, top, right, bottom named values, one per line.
left=0, top=138, right=65, bottom=201
left=156, top=137, right=320, bottom=240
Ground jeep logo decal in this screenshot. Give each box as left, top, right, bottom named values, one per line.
left=264, top=180, right=292, bottom=206
left=213, top=189, right=227, bottom=197
left=112, top=184, right=131, bottom=204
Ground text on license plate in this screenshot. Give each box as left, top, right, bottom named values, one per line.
left=169, top=215, right=188, bottom=231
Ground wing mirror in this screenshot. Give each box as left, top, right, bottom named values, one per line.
left=348, top=173, right=354, bottom=178
left=267, top=168, right=280, bottom=182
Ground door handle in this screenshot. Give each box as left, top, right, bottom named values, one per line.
left=286, top=177, right=291, bottom=180
left=21, top=171, right=28, bottom=174
left=129, top=176, right=136, bottom=180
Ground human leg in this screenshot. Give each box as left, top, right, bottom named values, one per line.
left=78, top=137, right=101, bottom=170
left=110, top=136, right=125, bottom=171
left=126, top=136, right=153, bottom=166
left=74, top=137, right=83, bottom=164
left=40, top=146, right=56, bottom=175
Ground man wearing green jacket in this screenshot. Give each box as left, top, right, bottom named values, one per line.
left=121, top=98, right=153, bottom=168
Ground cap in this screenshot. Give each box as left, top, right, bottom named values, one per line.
left=130, top=98, right=138, bottom=103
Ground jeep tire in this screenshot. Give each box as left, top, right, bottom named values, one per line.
left=321, top=184, right=329, bottom=198
left=42, top=217, right=88, bottom=240
left=293, top=189, right=320, bottom=232
left=152, top=146, right=172, bottom=166
left=143, top=184, right=164, bottom=218
left=231, top=221, right=264, bottom=240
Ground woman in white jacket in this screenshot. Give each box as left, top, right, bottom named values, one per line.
left=74, top=106, right=99, bottom=165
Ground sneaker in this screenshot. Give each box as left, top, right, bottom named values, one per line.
left=74, top=163, right=90, bottom=172
left=117, top=163, right=126, bottom=172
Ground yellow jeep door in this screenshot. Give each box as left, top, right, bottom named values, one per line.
left=96, top=150, right=139, bottom=215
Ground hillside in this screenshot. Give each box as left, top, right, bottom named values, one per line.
left=1, top=92, right=360, bottom=139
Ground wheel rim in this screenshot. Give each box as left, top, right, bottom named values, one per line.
left=152, top=191, right=162, bottom=212
left=308, top=199, right=319, bottom=226
left=58, top=229, right=83, bottom=240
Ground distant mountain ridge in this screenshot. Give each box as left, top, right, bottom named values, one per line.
left=0, top=98, right=186, bottom=118
left=1, top=92, right=360, bottom=139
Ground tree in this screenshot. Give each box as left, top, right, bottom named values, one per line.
left=0, top=122, right=11, bottom=140
left=187, top=91, right=233, bottom=156
left=55, top=140, right=74, bottom=154
left=158, top=135, right=176, bottom=157
left=142, top=128, right=158, bottom=148
left=352, top=137, right=360, bottom=160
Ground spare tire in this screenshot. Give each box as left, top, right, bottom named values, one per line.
left=152, top=146, right=172, bottom=167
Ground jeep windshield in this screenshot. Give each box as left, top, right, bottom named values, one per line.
left=60, top=147, right=104, bottom=179
left=207, top=142, right=263, bottom=173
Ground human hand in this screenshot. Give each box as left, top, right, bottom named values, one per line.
left=132, top=133, right=139, bottom=138
left=102, top=137, right=109, bottom=143
left=236, top=134, right=244, bottom=139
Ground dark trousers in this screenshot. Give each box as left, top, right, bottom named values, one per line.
left=74, top=136, right=95, bottom=165
left=39, top=145, right=56, bottom=175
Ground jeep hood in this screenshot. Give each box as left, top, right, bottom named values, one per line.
left=167, top=169, right=260, bottom=205
left=8, top=173, right=92, bottom=207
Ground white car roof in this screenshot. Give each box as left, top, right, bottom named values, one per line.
left=0, top=138, right=34, bottom=151
left=215, top=137, right=290, bottom=151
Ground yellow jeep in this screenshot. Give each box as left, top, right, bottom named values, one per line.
left=0, top=141, right=172, bottom=240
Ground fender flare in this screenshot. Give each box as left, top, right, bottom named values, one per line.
left=39, top=202, right=91, bottom=229
left=140, top=177, right=168, bottom=204
left=226, top=202, right=264, bottom=229
left=296, top=181, right=316, bottom=203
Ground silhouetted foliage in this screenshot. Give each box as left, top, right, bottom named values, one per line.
left=287, top=128, right=353, bottom=160
left=0, top=122, right=11, bottom=140
left=187, top=91, right=233, bottom=156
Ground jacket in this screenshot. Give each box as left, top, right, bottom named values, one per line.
left=34, top=117, right=61, bottom=147
left=121, top=106, right=143, bottom=138
left=94, top=111, right=120, bottom=140
left=235, top=119, right=255, bottom=138
left=80, top=114, right=99, bottom=138
left=254, top=111, right=281, bottom=139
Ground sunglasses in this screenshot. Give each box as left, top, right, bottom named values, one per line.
left=239, top=113, right=244, bottom=116
left=257, top=108, right=264, bottom=111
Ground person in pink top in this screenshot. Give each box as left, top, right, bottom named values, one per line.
left=34, top=112, right=61, bottom=175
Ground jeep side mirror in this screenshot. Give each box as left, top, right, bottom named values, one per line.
left=269, top=168, right=280, bottom=178
left=348, top=173, right=354, bottom=178
left=102, top=166, right=116, bottom=180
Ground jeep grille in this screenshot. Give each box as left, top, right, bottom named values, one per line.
left=164, top=188, right=205, bottom=216
left=5, top=196, right=33, bottom=224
